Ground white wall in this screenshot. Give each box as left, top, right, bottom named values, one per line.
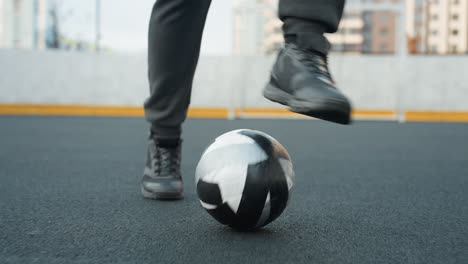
left=1, top=49, right=468, bottom=113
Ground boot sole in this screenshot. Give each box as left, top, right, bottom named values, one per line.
left=263, top=83, right=351, bottom=125
left=140, top=185, right=184, bottom=200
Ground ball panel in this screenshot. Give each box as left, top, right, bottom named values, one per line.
left=260, top=159, right=290, bottom=226
left=196, top=179, right=223, bottom=205
left=234, top=161, right=271, bottom=229
left=215, top=165, right=248, bottom=213
left=206, top=203, right=238, bottom=226
left=255, top=192, right=271, bottom=228
left=199, top=200, right=217, bottom=210
left=205, top=131, right=255, bottom=154
left=195, top=142, right=267, bottom=183
left=279, top=158, right=295, bottom=191
left=197, top=166, right=252, bottom=214
left=239, top=129, right=292, bottom=161
left=238, top=129, right=275, bottom=157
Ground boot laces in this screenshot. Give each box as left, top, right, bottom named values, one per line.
left=295, top=47, right=334, bottom=83
left=152, top=144, right=180, bottom=175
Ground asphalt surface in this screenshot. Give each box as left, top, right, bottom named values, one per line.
left=0, top=116, right=467, bottom=264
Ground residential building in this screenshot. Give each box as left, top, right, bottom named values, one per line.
left=233, top=0, right=468, bottom=55
left=424, top=0, right=468, bottom=54
left=406, top=0, right=426, bottom=53
left=261, top=0, right=282, bottom=55
left=340, top=0, right=402, bottom=54
left=0, top=0, right=47, bottom=49
left=363, top=10, right=397, bottom=53
left=233, top=0, right=269, bottom=55
left=327, top=10, right=365, bottom=53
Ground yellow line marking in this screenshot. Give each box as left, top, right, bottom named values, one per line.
left=237, top=108, right=396, bottom=119
left=1, top=104, right=468, bottom=122
left=236, top=108, right=306, bottom=118
left=0, top=104, right=144, bottom=117
left=405, top=111, right=468, bottom=122
left=187, top=108, right=229, bottom=119
left=352, top=110, right=396, bottom=116
left=0, top=104, right=229, bottom=119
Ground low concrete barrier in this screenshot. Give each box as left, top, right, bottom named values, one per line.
left=1, top=49, right=467, bottom=122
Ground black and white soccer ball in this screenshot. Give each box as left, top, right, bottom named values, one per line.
left=195, top=129, right=295, bottom=230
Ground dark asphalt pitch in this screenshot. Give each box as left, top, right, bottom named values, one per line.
left=0, top=116, right=467, bottom=264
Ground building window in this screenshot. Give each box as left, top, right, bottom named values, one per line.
left=453, top=0, right=459, bottom=4
left=431, top=30, right=438, bottom=36
left=431, top=14, right=438, bottom=20
left=415, top=12, right=422, bottom=22
left=451, top=46, right=458, bottom=53
left=343, top=12, right=361, bottom=19
left=332, top=44, right=344, bottom=52
left=430, top=45, right=438, bottom=53
left=380, top=28, right=388, bottom=37
left=349, top=28, right=361, bottom=34
left=380, top=13, right=389, bottom=22
left=452, top=14, right=459, bottom=20
left=452, top=29, right=459, bottom=35
left=363, top=12, right=372, bottom=23
left=380, top=44, right=388, bottom=53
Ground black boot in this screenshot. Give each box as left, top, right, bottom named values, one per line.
left=141, top=134, right=183, bottom=200
left=263, top=43, right=352, bottom=125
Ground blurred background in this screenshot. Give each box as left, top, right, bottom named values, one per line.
left=0, top=0, right=467, bottom=122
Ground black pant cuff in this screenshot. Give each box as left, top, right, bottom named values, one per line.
left=283, top=18, right=331, bottom=55
left=150, top=124, right=182, bottom=140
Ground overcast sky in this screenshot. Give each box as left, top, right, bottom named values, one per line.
left=59, top=0, right=233, bottom=54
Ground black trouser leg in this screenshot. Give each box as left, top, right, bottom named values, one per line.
left=144, top=0, right=211, bottom=139
left=279, top=0, right=345, bottom=54
left=144, top=0, right=344, bottom=138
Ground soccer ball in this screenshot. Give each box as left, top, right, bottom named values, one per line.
left=195, top=129, right=295, bottom=230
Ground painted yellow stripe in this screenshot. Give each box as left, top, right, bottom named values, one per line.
left=0, top=104, right=144, bottom=117
left=187, top=107, right=229, bottom=119
left=236, top=108, right=305, bottom=118
left=352, top=110, right=397, bottom=120
left=237, top=108, right=396, bottom=119
left=1, top=104, right=468, bottom=122
left=405, top=111, right=468, bottom=122
left=0, top=104, right=229, bottom=119
left=352, top=110, right=395, bottom=117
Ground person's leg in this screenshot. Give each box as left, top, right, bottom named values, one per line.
left=144, top=0, right=212, bottom=140
left=142, top=0, right=211, bottom=200
left=263, top=0, right=352, bottom=124
left=279, top=0, right=345, bottom=55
